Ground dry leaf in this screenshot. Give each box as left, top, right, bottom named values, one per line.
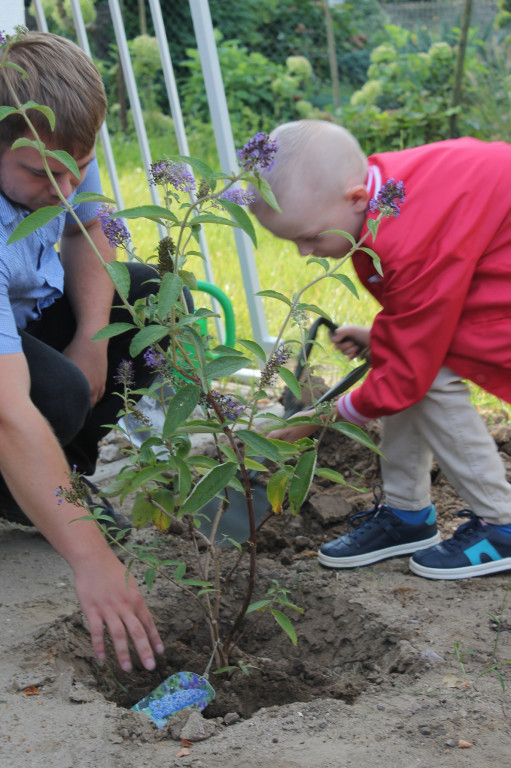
left=458, top=740, right=472, bottom=749
left=22, top=685, right=40, bottom=697
left=181, top=738, right=193, bottom=747
left=442, top=673, right=469, bottom=689
left=176, top=748, right=190, bottom=757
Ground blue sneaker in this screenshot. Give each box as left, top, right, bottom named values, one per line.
left=410, top=510, right=511, bottom=580
left=318, top=499, right=440, bottom=569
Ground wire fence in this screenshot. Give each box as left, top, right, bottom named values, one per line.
left=383, top=1, right=497, bottom=32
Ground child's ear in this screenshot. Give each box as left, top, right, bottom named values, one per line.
left=346, top=184, right=370, bottom=212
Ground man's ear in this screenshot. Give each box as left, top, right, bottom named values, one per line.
left=346, top=184, right=370, bottom=212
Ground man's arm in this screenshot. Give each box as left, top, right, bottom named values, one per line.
left=60, top=217, right=116, bottom=405
left=0, top=351, right=163, bottom=670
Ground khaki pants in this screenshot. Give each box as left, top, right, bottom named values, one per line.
left=380, top=367, right=511, bottom=524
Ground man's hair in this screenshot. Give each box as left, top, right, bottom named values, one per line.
left=250, top=120, right=367, bottom=218
left=0, top=31, right=107, bottom=155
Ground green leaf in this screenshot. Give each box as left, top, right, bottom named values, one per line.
left=321, top=228, right=356, bottom=247
left=192, top=212, right=240, bottom=228
left=144, top=568, right=157, bottom=590
left=256, top=290, right=291, bottom=306
left=277, top=366, right=301, bottom=400
left=237, top=338, right=267, bottom=363
left=7, top=206, right=62, bottom=244
left=366, top=218, right=380, bottom=239
left=92, top=322, right=136, bottom=341
left=204, top=355, right=250, bottom=380
left=105, top=261, right=131, bottom=297
left=267, top=467, right=292, bottom=514
left=132, top=494, right=155, bottom=527
left=73, top=192, right=116, bottom=205
left=331, top=422, right=382, bottom=454
left=329, top=273, right=359, bottom=298
left=358, top=246, right=383, bottom=276
left=237, top=430, right=282, bottom=462
left=10, top=137, right=40, bottom=151
left=288, top=450, right=317, bottom=514
left=22, top=101, right=55, bottom=131
left=162, top=384, right=200, bottom=438
left=180, top=462, right=237, bottom=517
left=0, top=106, right=18, bottom=122
left=250, top=175, right=281, bottom=212
left=306, top=256, right=330, bottom=272
left=246, top=599, right=271, bottom=614
left=219, top=198, right=257, bottom=246
left=129, top=325, right=169, bottom=357
left=295, top=302, right=332, bottom=320
left=271, top=609, right=298, bottom=645
left=3, top=61, right=28, bottom=77
left=157, top=272, right=184, bottom=319
left=116, top=204, right=178, bottom=224
left=44, top=149, right=79, bottom=179
left=315, top=467, right=347, bottom=485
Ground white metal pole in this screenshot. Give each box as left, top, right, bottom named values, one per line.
left=108, top=0, right=165, bottom=237
left=68, top=0, right=125, bottom=212
left=188, top=0, right=274, bottom=352
left=1, top=0, right=26, bottom=33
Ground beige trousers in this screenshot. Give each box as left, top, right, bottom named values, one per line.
left=380, top=367, right=511, bottom=524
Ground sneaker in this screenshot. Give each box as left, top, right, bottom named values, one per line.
left=410, top=509, right=511, bottom=580
left=318, top=497, right=440, bottom=569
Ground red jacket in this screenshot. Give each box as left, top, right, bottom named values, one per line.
left=338, top=138, right=511, bottom=423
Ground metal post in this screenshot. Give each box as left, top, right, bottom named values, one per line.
left=188, top=0, right=274, bottom=352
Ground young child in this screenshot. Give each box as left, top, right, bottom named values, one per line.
left=251, top=119, right=511, bottom=580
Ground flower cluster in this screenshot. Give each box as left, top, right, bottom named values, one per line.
left=237, top=132, right=278, bottom=172
left=219, top=188, right=256, bottom=206
left=0, top=30, right=7, bottom=47
left=98, top=204, right=130, bottom=248
left=260, top=343, right=292, bottom=388
left=210, top=390, right=245, bottom=421
left=114, top=359, right=135, bottom=388
left=143, top=346, right=167, bottom=374
left=157, top=236, right=175, bottom=275
left=55, top=466, right=88, bottom=507
left=149, top=160, right=196, bottom=192
left=369, top=178, right=406, bottom=218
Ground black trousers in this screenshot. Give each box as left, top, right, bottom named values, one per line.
left=20, top=261, right=159, bottom=476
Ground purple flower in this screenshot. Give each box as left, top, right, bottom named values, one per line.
left=149, top=160, right=196, bottom=192
left=114, top=359, right=135, bottom=387
left=143, top=347, right=167, bottom=373
left=0, top=31, right=7, bottom=46
left=237, top=132, right=278, bottom=172
left=369, top=178, right=406, bottom=218
left=260, top=343, right=292, bottom=388
left=98, top=204, right=130, bottom=248
left=210, top=390, right=245, bottom=421
left=219, top=188, right=256, bottom=206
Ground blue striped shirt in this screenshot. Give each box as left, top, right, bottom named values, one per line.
left=0, top=157, right=102, bottom=354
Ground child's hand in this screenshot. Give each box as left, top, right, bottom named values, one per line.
left=331, top=325, right=370, bottom=359
left=267, top=409, right=319, bottom=442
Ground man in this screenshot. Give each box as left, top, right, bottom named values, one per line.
left=0, top=31, right=164, bottom=672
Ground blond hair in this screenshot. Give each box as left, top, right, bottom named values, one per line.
left=250, top=120, right=367, bottom=217
left=0, top=32, right=106, bottom=155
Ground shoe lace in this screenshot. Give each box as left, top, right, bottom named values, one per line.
left=442, top=509, right=480, bottom=551
left=346, top=485, right=386, bottom=536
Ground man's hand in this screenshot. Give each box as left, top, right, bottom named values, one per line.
left=73, top=551, right=164, bottom=671
left=63, top=334, right=108, bottom=405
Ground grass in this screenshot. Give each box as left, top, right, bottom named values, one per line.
left=95, top=133, right=510, bottom=415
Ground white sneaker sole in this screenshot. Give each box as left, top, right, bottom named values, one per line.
left=409, top=555, right=511, bottom=580
left=317, top=531, right=441, bottom=569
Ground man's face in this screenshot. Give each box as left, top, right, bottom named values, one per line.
left=0, top=133, right=95, bottom=211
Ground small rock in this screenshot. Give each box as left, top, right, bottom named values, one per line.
left=180, top=710, right=217, bottom=741
left=223, top=712, right=240, bottom=725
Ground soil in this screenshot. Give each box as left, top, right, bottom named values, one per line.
left=2, top=413, right=511, bottom=767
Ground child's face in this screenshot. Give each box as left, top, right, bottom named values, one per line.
left=257, top=187, right=368, bottom=260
